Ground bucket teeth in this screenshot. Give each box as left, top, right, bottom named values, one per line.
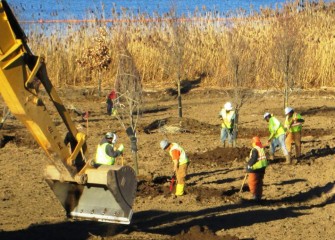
left=46, top=165, right=137, bottom=224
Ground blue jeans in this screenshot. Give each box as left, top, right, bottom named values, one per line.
left=220, top=128, right=234, bottom=144
left=270, top=134, right=288, bottom=156
left=106, top=100, right=113, bottom=115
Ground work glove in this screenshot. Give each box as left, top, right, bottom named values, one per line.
left=246, top=165, right=252, bottom=172
left=118, top=144, right=124, bottom=153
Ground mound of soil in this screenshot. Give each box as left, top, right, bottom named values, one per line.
left=189, top=147, right=250, bottom=166
left=143, top=117, right=218, bottom=134
left=171, top=225, right=239, bottom=240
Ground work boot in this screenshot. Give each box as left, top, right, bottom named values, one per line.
left=253, top=195, right=262, bottom=203
left=175, top=184, right=185, bottom=196
left=285, top=155, right=292, bottom=164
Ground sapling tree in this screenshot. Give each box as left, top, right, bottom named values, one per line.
left=224, top=24, right=255, bottom=146
left=114, top=40, right=142, bottom=175
left=165, top=6, right=187, bottom=119
left=271, top=16, right=305, bottom=109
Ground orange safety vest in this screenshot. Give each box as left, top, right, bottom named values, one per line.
left=169, top=143, right=189, bottom=165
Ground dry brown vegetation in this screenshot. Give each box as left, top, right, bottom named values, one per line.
left=22, top=0, right=335, bottom=90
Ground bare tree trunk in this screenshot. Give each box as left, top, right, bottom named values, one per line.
left=133, top=153, right=138, bottom=175
left=233, top=109, right=238, bottom=148
left=284, top=56, right=290, bottom=109
left=233, top=64, right=239, bottom=147
left=177, top=80, right=182, bottom=118
left=126, top=126, right=138, bottom=175
left=98, top=71, right=102, bottom=97
left=115, top=47, right=142, bottom=176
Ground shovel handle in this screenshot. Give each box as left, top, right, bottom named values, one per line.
left=239, top=174, right=248, bottom=193
left=169, top=176, right=175, bottom=192
left=121, top=154, right=124, bottom=166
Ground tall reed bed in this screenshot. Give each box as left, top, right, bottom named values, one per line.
left=25, top=0, right=335, bottom=90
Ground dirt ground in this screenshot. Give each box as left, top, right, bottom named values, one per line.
left=1, top=86, right=335, bottom=240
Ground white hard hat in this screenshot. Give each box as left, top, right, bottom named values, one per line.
left=263, top=112, right=271, bottom=119
left=284, top=107, right=293, bottom=115
left=106, top=132, right=117, bottom=144
left=160, top=140, right=170, bottom=150
left=224, top=102, right=233, bottom=111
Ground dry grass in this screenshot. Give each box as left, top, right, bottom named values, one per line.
left=24, top=0, right=335, bottom=90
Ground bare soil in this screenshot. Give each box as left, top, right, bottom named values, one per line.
left=1, top=87, right=335, bottom=240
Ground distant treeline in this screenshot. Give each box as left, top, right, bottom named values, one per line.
left=26, top=0, right=335, bottom=90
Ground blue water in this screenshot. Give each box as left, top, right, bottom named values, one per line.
left=6, top=0, right=313, bottom=21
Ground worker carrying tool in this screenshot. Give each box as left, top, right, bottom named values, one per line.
left=219, top=101, right=236, bottom=147
left=246, top=136, right=268, bottom=201
left=95, top=132, right=124, bottom=165
left=284, top=107, right=304, bottom=159
left=264, top=112, right=291, bottom=164
left=160, top=140, right=190, bottom=196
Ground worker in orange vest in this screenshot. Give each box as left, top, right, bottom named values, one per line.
left=160, top=140, right=190, bottom=196
left=246, top=136, right=268, bottom=201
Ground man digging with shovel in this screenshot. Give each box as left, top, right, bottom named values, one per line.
left=264, top=112, right=291, bottom=164
left=160, top=140, right=190, bottom=197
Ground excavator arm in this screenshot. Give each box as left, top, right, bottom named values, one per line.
left=0, top=0, right=137, bottom=224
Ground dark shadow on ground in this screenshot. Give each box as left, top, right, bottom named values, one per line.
left=269, top=178, right=306, bottom=186
left=0, top=221, right=113, bottom=240
left=187, top=168, right=239, bottom=185
left=266, top=157, right=286, bottom=164
left=303, top=128, right=335, bottom=138
left=301, top=106, right=335, bottom=117
left=165, top=78, right=201, bottom=96
left=205, top=177, right=239, bottom=185
left=122, top=182, right=335, bottom=236
left=298, top=145, right=335, bottom=161
left=1, top=183, right=334, bottom=240
left=0, top=135, right=15, bottom=148
left=264, top=182, right=335, bottom=205
left=187, top=169, right=231, bottom=179
left=141, top=106, right=169, bottom=114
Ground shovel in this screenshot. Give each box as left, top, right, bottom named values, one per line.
left=169, top=174, right=176, bottom=192
left=239, top=173, right=248, bottom=193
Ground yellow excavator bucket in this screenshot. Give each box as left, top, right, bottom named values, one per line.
left=46, top=165, right=137, bottom=224
left=0, top=0, right=137, bottom=224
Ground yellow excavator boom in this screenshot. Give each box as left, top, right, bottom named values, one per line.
left=0, top=0, right=137, bottom=224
